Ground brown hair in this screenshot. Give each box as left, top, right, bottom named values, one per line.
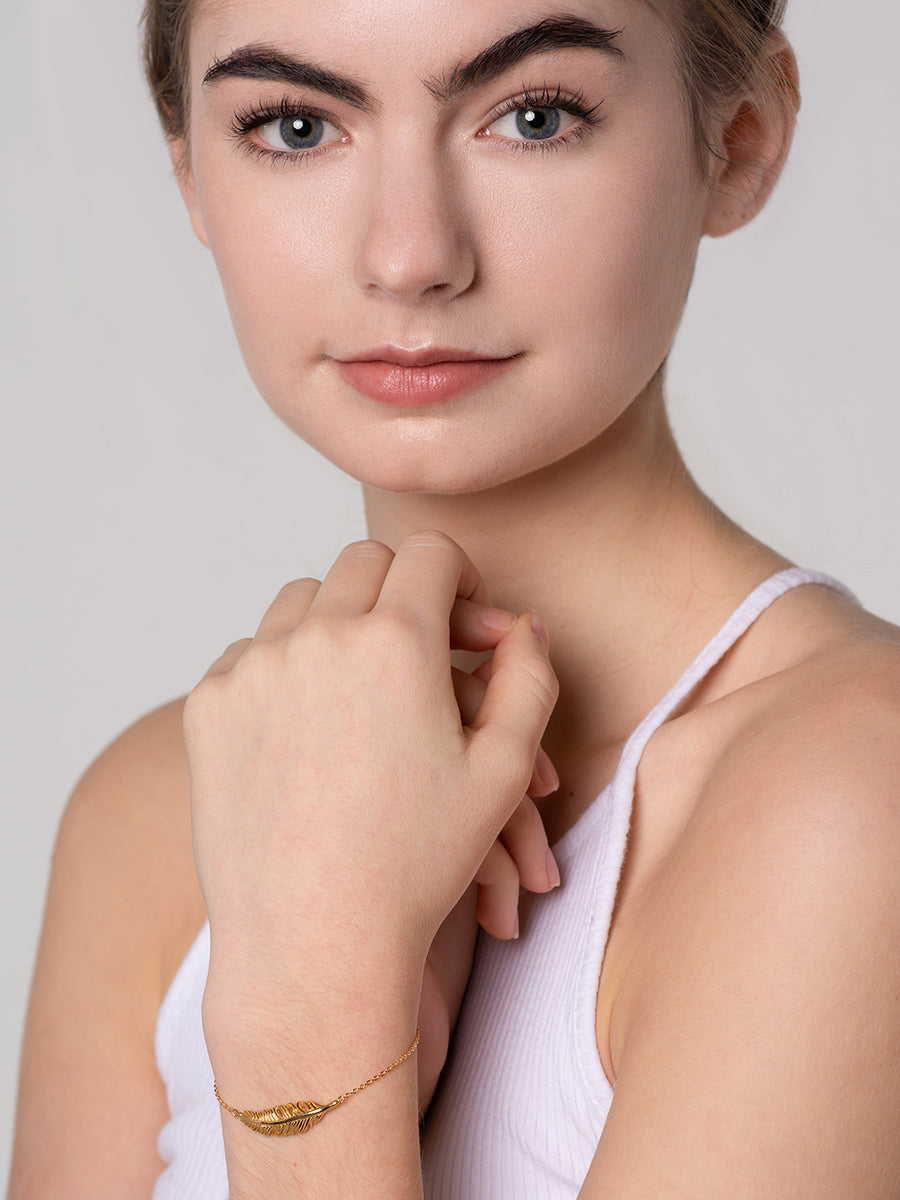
left=141, top=0, right=789, bottom=149
left=671, top=0, right=791, bottom=155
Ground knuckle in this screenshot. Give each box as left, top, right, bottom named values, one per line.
left=366, top=608, right=420, bottom=657
left=524, top=659, right=560, bottom=712
left=277, top=576, right=320, bottom=597
left=183, top=672, right=228, bottom=735
left=401, top=529, right=459, bottom=555
left=488, top=739, right=533, bottom=797
left=502, top=794, right=542, bottom=840
left=339, top=538, right=394, bottom=563
left=223, top=636, right=253, bottom=658
left=481, top=842, right=517, bottom=888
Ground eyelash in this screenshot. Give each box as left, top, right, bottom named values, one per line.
left=230, top=97, right=337, bottom=166
left=229, top=84, right=605, bottom=167
left=485, top=85, right=605, bottom=155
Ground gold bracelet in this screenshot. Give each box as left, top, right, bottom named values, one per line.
left=214, top=1027, right=420, bottom=1137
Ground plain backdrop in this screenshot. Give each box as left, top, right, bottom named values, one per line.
left=3, top=0, right=899, bottom=1182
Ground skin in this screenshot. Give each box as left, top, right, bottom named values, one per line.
left=10, top=0, right=900, bottom=1197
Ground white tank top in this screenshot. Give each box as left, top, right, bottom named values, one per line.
left=152, top=569, right=852, bottom=1199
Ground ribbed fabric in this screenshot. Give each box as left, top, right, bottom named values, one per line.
left=153, top=569, right=853, bottom=1199
left=153, top=922, right=229, bottom=1199
left=420, top=569, right=854, bottom=1198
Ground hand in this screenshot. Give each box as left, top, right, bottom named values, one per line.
left=184, top=532, right=559, bottom=1071
left=416, top=665, right=560, bottom=1109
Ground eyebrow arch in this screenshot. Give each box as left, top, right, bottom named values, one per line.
left=426, top=16, right=624, bottom=103
left=202, top=15, right=623, bottom=113
left=203, top=47, right=378, bottom=115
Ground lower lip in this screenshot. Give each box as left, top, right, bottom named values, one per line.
left=334, top=358, right=517, bottom=406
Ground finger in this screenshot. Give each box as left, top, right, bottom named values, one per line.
left=305, top=539, right=395, bottom=618
left=530, top=747, right=561, bottom=797
left=449, top=597, right=516, bottom=652
left=469, top=613, right=559, bottom=799
left=464, top=659, right=559, bottom=795
left=452, top=667, right=485, bottom=727
left=253, top=577, right=321, bottom=641
left=472, top=658, right=493, bottom=685
left=500, top=796, right=560, bottom=893
left=375, top=530, right=491, bottom=636
left=474, top=841, right=521, bottom=940
left=203, top=637, right=253, bottom=678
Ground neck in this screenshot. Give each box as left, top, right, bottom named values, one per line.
left=363, top=385, right=785, bottom=810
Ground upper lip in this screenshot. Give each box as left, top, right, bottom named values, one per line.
left=337, top=346, right=513, bottom=366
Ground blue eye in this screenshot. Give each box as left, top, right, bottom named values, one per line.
left=488, top=105, right=576, bottom=144
left=256, top=112, right=342, bottom=152
left=516, top=107, right=562, bottom=139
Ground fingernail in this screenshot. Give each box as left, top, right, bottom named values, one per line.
left=512, top=913, right=520, bottom=939
left=546, top=848, right=561, bottom=889
left=479, top=606, right=517, bottom=632
left=536, top=750, right=560, bottom=793
left=530, top=611, right=550, bottom=648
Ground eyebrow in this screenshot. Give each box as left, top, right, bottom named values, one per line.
left=202, top=15, right=624, bottom=112
left=203, top=48, right=376, bottom=113
left=425, top=16, right=624, bottom=103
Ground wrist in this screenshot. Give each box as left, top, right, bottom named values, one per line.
left=202, top=951, right=422, bottom=1104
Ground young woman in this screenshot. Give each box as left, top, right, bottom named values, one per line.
left=10, top=0, right=900, bottom=1197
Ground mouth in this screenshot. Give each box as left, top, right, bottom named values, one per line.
left=332, top=345, right=522, bottom=406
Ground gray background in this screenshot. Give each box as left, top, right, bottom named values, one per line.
left=3, top=0, right=898, bottom=1181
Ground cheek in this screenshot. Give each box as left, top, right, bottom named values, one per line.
left=194, top=153, right=347, bottom=377
left=497, top=144, right=702, bottom=390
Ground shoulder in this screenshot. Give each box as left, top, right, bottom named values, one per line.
left=622, top=604, right=900, bottom=948
left=702, top=632, right=900, bottom=837
left=684, top=632, right=900, bottom=960
left=59, top=695, right=206, bottom=986
left=638, top=625, right=900, bottom=961
left=592, top=633, right=900, bottom=1195
left=669, top=620, right=900, bottom=944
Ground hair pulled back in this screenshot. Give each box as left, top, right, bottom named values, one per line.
left=142, top=0, right=789, bottom=151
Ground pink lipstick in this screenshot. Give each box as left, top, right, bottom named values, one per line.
left=334, top=346, right=519, bottom=406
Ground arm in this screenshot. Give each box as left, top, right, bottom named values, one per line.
left=184, top=533, right=558, bottom=1198
left=8, top=700, right=205, bottom=1199
left=581, top=666, right=900, bottom=1198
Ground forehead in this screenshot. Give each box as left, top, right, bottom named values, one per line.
left=189, top=0, right=674, bottom=88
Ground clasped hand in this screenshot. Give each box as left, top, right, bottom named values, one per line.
left=184, top=532, right=559, bottom=1103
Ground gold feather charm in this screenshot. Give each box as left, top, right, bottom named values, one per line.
left=214, top=1028, right=419, bottom=1137
left=234, top=1097, right=339, bottom=1137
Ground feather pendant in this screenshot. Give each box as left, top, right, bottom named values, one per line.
left=238, top=1098, right=339, bottom=1137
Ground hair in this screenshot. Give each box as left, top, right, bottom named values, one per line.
left=141, top=0, right=790, bottom=154
left=671, top=0, right=791, bottom=157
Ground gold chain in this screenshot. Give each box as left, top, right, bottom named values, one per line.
left=214, top=1028, right=420, bottom=1137
left=332, top=1027, right=420, bottom=1104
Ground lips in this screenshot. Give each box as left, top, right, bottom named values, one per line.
left=333, top=346, right=520, bottom=406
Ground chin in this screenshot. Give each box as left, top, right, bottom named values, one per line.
left=346, top=460, right=511, bottom=497
left=334, top=433, right=590, bottom=498
left=317, top=438, right=533, bottom=497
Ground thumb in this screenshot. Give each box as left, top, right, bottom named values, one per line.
left=469, top=613, right=559, bottom=796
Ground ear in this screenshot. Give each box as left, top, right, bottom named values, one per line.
left=703, top=34, right=800, bottom=238
left=168, top=138, right=211, bottom=249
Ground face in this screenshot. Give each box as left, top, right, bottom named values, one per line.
left=179, top=0, right=719, bottom=494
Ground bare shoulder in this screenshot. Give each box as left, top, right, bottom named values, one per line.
left=9, top=698, right=204, bottom=1199
left=591, top=622, right=900, bottom=1198
left=61, top=695, right=206, bottom=974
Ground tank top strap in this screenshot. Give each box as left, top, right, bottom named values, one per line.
left=615, top=568, right=856, bottom=778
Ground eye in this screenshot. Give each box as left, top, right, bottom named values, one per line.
left=256, top=111, right=343, bottom=153
left=487, top=105, right=577, bottom=143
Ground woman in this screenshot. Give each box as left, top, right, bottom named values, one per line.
left=9, top=0, right=900, bottom=1196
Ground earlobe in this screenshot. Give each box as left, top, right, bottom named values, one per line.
left=168, top=138, right=211, bottom=250
left=702, top=37, right=800, bottom=239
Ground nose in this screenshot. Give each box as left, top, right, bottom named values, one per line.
left=352, top=148, right=477, bottom=302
